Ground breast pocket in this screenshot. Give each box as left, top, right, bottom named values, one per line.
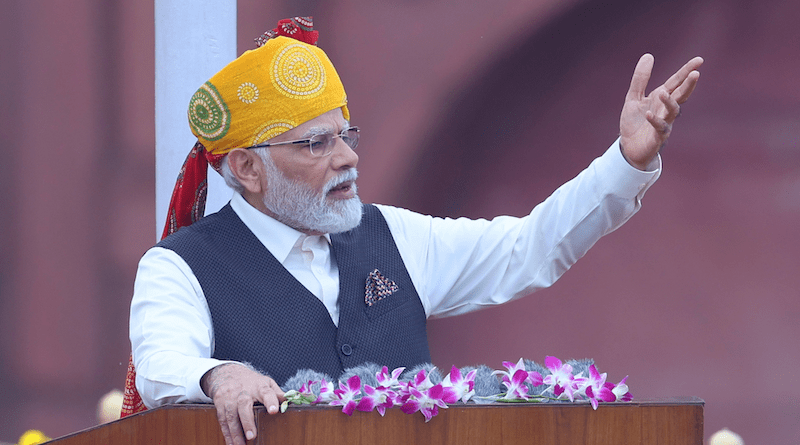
left=363, top=288, right=412, bottom=320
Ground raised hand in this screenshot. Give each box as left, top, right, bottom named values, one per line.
left=201, top=363, right=286, bottom=445
left=619, top=54, right=703, bottom=170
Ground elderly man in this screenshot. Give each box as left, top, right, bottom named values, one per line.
left=127, top=17, right=701, bottom=445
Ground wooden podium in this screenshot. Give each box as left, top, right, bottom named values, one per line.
left=46, top=397, right=703, bottom=444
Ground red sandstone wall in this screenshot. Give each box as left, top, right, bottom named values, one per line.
left=1, top=0, right=798, bottom=443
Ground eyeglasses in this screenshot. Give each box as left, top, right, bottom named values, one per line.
left=244, top=126, right=360, bottom=157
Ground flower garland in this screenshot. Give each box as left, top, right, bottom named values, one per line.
left=280, top=356, right=632, bottom=422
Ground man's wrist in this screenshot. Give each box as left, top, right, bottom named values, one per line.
left=200, top=362, right=258, bottom=398
left=201, top=363, right=235, bottom=398
left=619, top=138, right=658, bottom=171
left=200, top=365, right=222, bottom=398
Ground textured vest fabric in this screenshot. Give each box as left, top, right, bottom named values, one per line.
left=157, top=203, right=431, bottom=385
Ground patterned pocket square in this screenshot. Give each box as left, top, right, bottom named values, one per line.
left=365, top=268, right=399, bottom=307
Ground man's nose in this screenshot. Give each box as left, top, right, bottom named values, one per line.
left=330, top=136, right=358, bottom=170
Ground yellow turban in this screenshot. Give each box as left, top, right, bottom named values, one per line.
left=187, top=35, right=350, bottom=155
left=157, top=19, right=351, bottom=244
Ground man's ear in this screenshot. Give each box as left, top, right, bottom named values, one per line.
left=227, top=148, right=266, bottom=194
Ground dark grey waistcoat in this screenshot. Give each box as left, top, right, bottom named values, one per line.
left=157, top=203, right=431, bottom=385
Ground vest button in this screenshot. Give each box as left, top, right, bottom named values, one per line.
left=340, top=344, right=352, bottom=356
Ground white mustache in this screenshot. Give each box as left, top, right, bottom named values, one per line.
left=323, top=168, right=359, bottom=195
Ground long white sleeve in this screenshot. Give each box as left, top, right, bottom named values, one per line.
left=378, top=139, right=660, bottom=318
left=130, top=247, right=233, bottom=407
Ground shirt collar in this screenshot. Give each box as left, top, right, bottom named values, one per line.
left=229, top=193, right=330, bottom=262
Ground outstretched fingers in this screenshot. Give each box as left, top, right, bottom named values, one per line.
left=619, top=53, right=703, bottom=168
left=663, top=56, right=704, bottom=99
left=672, top=69, right=701, bottom=105
left=625, top=53, right=655, bottom=102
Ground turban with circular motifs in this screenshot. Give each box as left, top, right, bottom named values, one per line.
left=188, top=26, right=349, bottom=154
left=160, top=17, right=349, bottom=240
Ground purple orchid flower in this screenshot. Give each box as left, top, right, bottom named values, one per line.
left=376, top=366, right=405, bottom=388
left=331, top=375, right=362, bottom=416
left=355, top=385, right=378, bottom=413
left=357, top=384, right=399, bottom=416
left=397, top=369, right=458, bottom=421
left=612, top=376, right=633, bottom=402
left=442, top=366, right=477, bottom=403
left=396, top=369, right=432, bottom=404
left=314, top=378, right=336, bottom=404
left=542, top=356, right=585, bottom=402
left=494, top=358, right=543, bottom=391
left=494, top=358, right=527, bottom=380
left=401, top=383, right=458, bottom=422
left=411, top=368, right=435, bottom=390
left=583, top=365, right=617, bottom=410
left=502, top=369, right=533, bottom=400
left=528, top=369, right=544, bottom=387
left=376, top=387, right=399, bottom=416
left=400, top=386, right=434, bottom=420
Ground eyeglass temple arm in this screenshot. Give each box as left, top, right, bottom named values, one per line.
left=247, top=139, right=308, bottom=150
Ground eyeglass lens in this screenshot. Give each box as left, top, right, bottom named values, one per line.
left=309, top=128, right=359, bottom=156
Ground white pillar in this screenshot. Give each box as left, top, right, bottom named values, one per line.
left=154, top=0, right=236, bottom=239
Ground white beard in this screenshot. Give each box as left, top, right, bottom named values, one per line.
left=260, top=153, right=363, bottom=234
